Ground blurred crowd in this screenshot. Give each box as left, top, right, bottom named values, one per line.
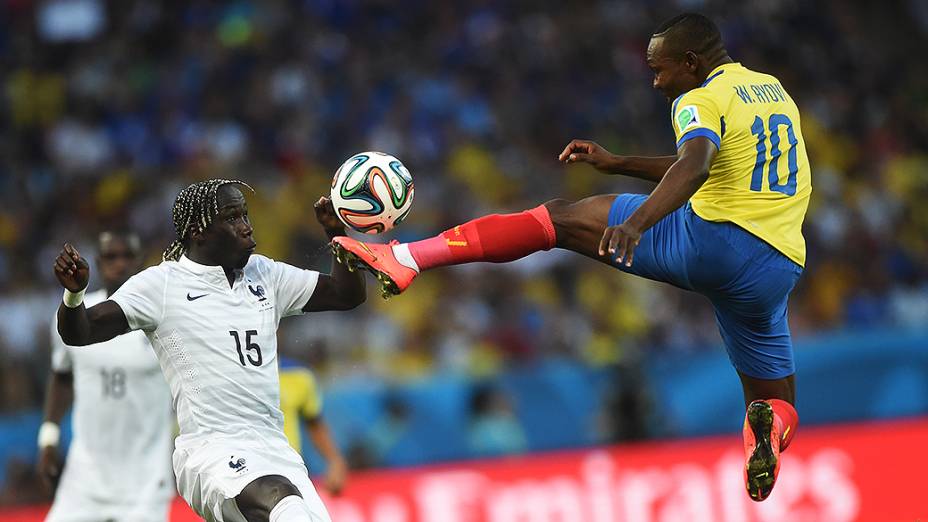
left=0, top=0, right=926, bottom=418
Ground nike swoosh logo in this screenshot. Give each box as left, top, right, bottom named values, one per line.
left=357, top=242, right=377, bottom=261
left=186, top=293, right=208, bottom=301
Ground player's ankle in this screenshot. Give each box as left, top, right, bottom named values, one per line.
left=765, top=398, right=798, bottom=450
left=392, top=243, right=420, bottom=272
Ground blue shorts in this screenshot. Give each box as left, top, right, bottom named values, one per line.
left=608, top=194, right=803, bottom=379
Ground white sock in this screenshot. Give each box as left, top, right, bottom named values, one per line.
left=392, top=243, right=420, bottom=272
left=269, top=495, right=312, bottom=522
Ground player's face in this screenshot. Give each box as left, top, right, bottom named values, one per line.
left=96, top=236, right=142, bottom=291
left=204, top=185, right=256, bottom=270
left=646, top=36, right=699, bottom=101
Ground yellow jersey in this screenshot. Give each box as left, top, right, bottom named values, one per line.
left=672, top=62, right=811, bottom=266
left=278, top=359, right=323, bottom=454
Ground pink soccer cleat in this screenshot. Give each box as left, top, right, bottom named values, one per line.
left=743, top=400, right=781, bottom=501
left=331, top=237, right=418, bottom=299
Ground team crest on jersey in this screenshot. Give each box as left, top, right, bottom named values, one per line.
left=676, top=105, right=700, bottom=132
left=248, top=284, right=267, bottom=302
left=247, top=283, right=274, bottom=311
left=229, top=456, right=248, bottom=473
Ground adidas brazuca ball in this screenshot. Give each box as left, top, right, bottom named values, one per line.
left=330, top=151, right=414, bottom=234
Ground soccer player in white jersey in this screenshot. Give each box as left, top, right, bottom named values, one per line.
left=40, top=231, right=174, bottom=521
left=53, top=179, right=366, bottom=522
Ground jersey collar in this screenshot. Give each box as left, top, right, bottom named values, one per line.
left=178, top=255, right=242, bottom=287
left=703, top=62, right=743, bottom=84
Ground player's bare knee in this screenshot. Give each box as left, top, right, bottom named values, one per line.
left=542, top=198, right=574, bottom=221
left=542, top=199, right=578, bottom=237
left=543, top=197, right=608, bottom=252
left=236, top=475, right=302, bottom=522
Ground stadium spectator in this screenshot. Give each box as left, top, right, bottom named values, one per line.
left=467, top=383, right=528, bottom=458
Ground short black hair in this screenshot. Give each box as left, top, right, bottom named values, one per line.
left=652, top=13, right=724, bottom=56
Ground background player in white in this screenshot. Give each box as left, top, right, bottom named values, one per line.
left=53, top=179, right=366, bottom=522
left=39, top=231, right=174, bottom=521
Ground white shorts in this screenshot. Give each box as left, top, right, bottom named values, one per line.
left=45, top=463, right=171, bottom=522
left=173, top=433, right=331, bottom=522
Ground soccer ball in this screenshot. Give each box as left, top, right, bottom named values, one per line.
left=330, top=151, right=414, bottom=234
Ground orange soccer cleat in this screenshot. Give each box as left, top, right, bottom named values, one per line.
left=743, top=400, right=781, bottom=501
left=331, top=236, right=418, bottom=299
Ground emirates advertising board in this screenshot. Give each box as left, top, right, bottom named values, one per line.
left=4, top=418, right=926, bottom=521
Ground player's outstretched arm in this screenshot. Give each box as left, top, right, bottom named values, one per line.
left=54, top=243, right=130, bottom=346
left=601, top=137, right=717, bottom=266
left=303, top=197, right=366, bottom=312
left=559, top=139, right=677, bottom=183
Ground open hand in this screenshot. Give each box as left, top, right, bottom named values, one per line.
left=314, top=196, right=346, bottom=237
left=53, top=243, right=89, bottom=292
left=558, top=139, right=617, bottom=172
left=599, top=222, right=642, bottom=267
left=324, top=457, right=348, bottom=496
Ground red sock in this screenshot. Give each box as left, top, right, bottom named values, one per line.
left=767, top=399, right=799, bottom=451
left=408, top=205, right=557, bottom=271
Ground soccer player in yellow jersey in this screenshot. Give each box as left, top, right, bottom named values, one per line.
left=333, top=13, right=808, bottom=501
left=278, top=357, right=348, bottom=495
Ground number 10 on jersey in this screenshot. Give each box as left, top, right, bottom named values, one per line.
left=230, top=330, right=262, bottom=366
left=750, top=113, right=799, bottom=196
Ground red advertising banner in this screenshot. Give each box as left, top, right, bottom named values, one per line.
left=319, top=418, right=928, bottom=522
left=4, top=417, right=926, bottom=521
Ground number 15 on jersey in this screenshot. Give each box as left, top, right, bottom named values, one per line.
left=229, top=330, right=263, bottom=366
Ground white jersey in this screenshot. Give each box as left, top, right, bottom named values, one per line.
left=49, top=289, right=174, bottom=515
left=108, top=254, right=319, bottom=447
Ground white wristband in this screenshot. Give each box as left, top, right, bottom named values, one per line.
left=38, top=421, right=61, bottom=448
left=63, top=288, right=86, bottom=308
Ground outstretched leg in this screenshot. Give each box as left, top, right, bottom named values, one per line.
left=331, top=195, right=619, bottom=297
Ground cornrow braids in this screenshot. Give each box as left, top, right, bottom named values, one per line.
left=163, top=179, right=254, bottom=261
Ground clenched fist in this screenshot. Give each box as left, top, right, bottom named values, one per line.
left=53, top=243, right=89, bottom=292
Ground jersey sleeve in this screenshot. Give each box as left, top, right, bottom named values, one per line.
left=300, top=370, right=323, bottom=420
left=265, top=258, right=320, bottom=318
left=50, top=316, right=72, bottom=372
left=108, top=265, right=168, bottom=332
left=671, top=88, right=723, bottom=151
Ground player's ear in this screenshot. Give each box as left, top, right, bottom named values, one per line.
left=684, top=50, right=699, bottom=73
left=188, top=225, right=205, bottom=244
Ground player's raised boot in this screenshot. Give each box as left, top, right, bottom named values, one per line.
left=331, top=237, right=417, bottom=298
left=743, top=400, right=781, bottom=501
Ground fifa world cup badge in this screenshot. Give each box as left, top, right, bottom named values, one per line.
left=677, top=105, right=700, bottom=132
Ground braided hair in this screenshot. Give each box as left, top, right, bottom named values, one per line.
left=163, top=179, right=254, bottom=262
